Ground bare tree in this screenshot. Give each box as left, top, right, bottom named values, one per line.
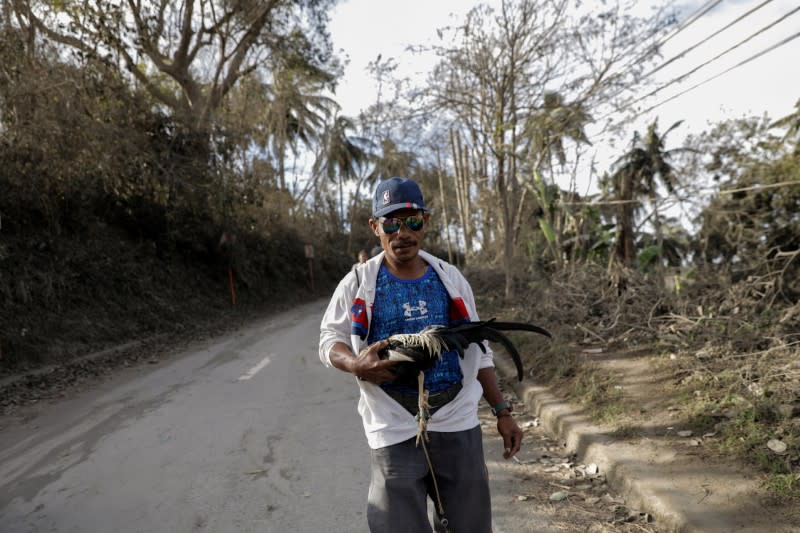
left=10, top=0, right=336, bottom=132
left=426, top=0, right=671, bottom=297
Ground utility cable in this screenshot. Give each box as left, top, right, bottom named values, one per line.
left=587, top=26, right=800, bottom=147
left=596, top=0, right=726, bottom=115
left=634, top=29, right=800, bottom=120
left=629, top=4, right=800, bottom=110
left=614, top=0, right=724, bottom=79
left=658, top=0, right=726, bottom=49
left=644, top=0, right=776, bottom=80
left=596, top=5, right=800, bottom=126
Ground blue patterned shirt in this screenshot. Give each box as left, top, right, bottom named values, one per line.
left=367, top=264, right=463, bottom=394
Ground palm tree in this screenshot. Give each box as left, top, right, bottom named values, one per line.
left=524, top=92, right=592, bottom=172
left=771, top=98, right=800, bottom=151
left=367, top=138, right=418, bottom=185
left=519, top=92, right=593, bottom=264
left=311, top=114, right=370, bottom=232
left=263, top=68, right=336, bottom=191
left=609, top=119, right=685, bottom=270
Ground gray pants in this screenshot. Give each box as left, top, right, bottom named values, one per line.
left=367, top=425, right=492, bottom=533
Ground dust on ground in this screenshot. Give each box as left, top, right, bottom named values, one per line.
left=484, top=378, right=660, bottom=532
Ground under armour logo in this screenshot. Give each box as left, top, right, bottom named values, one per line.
left=403, top=300, right=428, bottom=318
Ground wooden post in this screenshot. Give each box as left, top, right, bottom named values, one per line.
left=305, top=244, right=315, bottom=292
left=220, top=231, right=237, bottom=306
left=228, top=265, right=237, bottom=306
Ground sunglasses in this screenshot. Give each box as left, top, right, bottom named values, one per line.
left=379, top=214, right=425, bottom=234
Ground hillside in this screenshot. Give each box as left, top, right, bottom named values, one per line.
left=0, top=208, right=350, bottom=378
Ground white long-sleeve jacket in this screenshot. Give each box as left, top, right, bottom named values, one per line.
left=319, top=249, right=494, bottom=449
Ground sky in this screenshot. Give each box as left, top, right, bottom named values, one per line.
left=328, top=0, right=800, bottom=196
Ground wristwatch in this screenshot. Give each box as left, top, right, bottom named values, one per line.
left=491, top=400, right=512, bottom=417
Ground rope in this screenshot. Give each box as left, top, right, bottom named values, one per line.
left=415, top=371, right=431, bottom=446
left=415, top=371, right=451, bottom=533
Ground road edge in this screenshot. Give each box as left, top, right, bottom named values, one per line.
left=494, top=356, right=798, bottom=533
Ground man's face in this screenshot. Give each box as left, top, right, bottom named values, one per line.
left=369, top=208, right=429, bottom=264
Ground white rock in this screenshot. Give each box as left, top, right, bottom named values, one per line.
left=767, top=439, right=788, bottom=454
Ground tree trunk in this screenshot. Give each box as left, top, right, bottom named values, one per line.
left=652, top=194, right=665, bottom=284
left=450, top=129, right=472, bottom=262
left=346, top=172, right=371, bottom=256
left=436, top=150, right=454, bottom=264
left=613, top=173, right=636, bottom=269
left=277, top=138, right=287, bottom=191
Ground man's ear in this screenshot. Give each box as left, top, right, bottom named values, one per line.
left=369, top=218, right=380, bottom=236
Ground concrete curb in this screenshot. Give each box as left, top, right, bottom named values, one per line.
left=494, top=356, right=798, bottom=533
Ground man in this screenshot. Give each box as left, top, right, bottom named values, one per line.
left=352, top=249, right=369, bottom=273
left=319, top=177, right=523, bottom=532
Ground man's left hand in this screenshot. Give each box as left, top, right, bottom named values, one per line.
left=497, top=415, right=523, bottom=459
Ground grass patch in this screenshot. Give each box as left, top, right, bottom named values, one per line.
left=764, top=473, right=800, bottom=500
left=571, top=370, right=627, bottom=424
left=610, top=424, right=640, bottom=440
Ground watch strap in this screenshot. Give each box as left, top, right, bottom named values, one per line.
left=491, top=400, right=511, bottom=416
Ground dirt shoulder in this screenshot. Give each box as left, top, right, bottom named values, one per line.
left=467, top=260, right=799, bottom=527
left=495, top=344, right=800, bottom=532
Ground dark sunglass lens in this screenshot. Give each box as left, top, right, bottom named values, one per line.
left=382, top=219, right=401, bottom=233
left=406, top=216, right=424, bottom=230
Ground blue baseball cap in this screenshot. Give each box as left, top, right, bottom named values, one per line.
left=372, top=177, right=429, bottom=218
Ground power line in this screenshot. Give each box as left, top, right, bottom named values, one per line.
left=561, top=179, right=800, bottom=207
left=573, top=2, right=796, bottom=151
left=634, top=29, right=800, bottom=120
left=585, top=22, right=798, bottom=150
left=644, top=0, right=776, bottom=80
left=628, top=5, right=800, bottom=111
left=596, top=4, right=800, bottom=126
left=658, top=0, right=725, bottom=49
left=594, top=0, right=726, bottom=123
left=608, top=0, right=724, bottom=92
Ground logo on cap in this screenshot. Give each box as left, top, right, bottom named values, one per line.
left=383, top=190, right=391, bottom=205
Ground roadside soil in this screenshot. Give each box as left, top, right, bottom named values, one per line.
left=485, top=377, right=660, bottom=532
left=510, top=342, right=800, bottom=531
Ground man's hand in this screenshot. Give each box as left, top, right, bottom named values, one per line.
left=497, top=415, right=523, bottom=459
left=352, top=339, right=397, bottom=384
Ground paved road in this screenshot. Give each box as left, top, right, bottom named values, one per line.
left=0, top=302, right=651, bottom=532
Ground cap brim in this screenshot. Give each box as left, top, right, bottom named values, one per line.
left=373, top=203, right=429, bottom=218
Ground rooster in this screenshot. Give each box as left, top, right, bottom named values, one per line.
left=379, top=319, right=552, bottom=388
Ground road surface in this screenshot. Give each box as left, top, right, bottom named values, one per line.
left=0, top=301, right=654, bottom=532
